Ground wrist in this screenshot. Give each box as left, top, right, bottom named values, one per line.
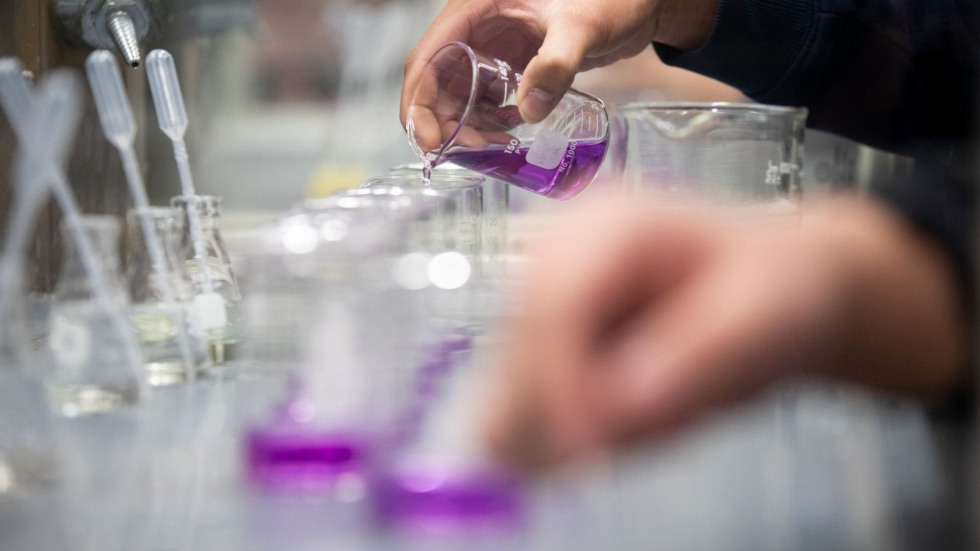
left=809, top=198, right=969, bottom=400
left=653, top=0, right=718, bottom=51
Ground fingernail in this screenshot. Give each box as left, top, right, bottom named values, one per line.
left=521, top=88, right=556, bottom=123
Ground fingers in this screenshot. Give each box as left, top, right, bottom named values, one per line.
left=402, top=0, right=509, bottom=126
left=483, top=204, right=834, bottom=471
left=594, top=259, right=791, bottom=445
left=483, top=200, right=714, bottom=469
left=517, top=20, right=594, bottom=123
left=401, top=5, right=474, bottom=126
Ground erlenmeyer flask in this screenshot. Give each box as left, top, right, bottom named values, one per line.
left=125, top=206, right=210, bottom=385
left=47, top=215, right=141, bottom=416
left=170, top=194, right=243, bottom=366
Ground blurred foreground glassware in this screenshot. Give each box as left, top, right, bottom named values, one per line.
left=125, top=207, right=210, bottom=385
left=46, top=215, right=142, bottom=416
left=0, top=261, right=58, bottom=498
left=242, top=208, right=426, bottom=495
left=386, top=164, right=509, bottom=279
left=171, top=194, right=242, bottom=366
left=352, top=182, right=490, bottom=332
left=373, top=334, right=527, bottom=548
left=0, top=363, right=59, bottom=498
left=611, top=102, right=807, bottom=208
left=407, top=41, right=610, bottom=200
left=362, top=174, right=485, bottom=274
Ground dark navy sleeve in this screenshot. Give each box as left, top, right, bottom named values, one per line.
left=655, top=0, right=979, bottom=318
left=655, top=0, right=980, bottom=157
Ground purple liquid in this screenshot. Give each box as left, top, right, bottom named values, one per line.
left=387, top=332, right=474, bottom=449
left=374, top=458, right=526, bottom=535
left=246, top=423, right=368, bottom=492
left=439, top=139, right=607, bottom=200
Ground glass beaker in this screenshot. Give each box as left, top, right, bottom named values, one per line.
left=0, top=259, right=33, bottom=369
left=242, top=209, right=427, bottom=495
left=46, top=215, right=142, bottom=416
left=349, top=183, right=487, bottom=332
left=407, top=41, right=610, bottom=200
left=125, top=207, right=210, bottom=386
left=387, top=164, right=509, bottom=280
left=0, top=259, right=59, bottom=497
left=611, top=102, right=807, bottom=208
left=363, top=174, right=503, bottom=331
left=170, top=194, right=243, bottom=366
left=372, top=334, right=527, bottom=548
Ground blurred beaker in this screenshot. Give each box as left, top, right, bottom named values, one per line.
left=125, top=207, right=210, bottom=386
left=241, top=207, right=428, bottom=496
left=0, top=259, right=58, bottom=497
left=46, top=215, right=141, bottom=416
left=611, top=102, right=807, bottom=207
left=356, top=178, right=490, bottom=332
left=372, top=334, right=527, bottom=550
left=170, top=194, right=243, bottom=367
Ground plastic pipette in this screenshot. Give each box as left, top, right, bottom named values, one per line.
left=0, top=65, right=144, bottom=383
left=0, top=59, right=48, bottom=263
left=86, top=50, right=196, bottom=378
left=145, top=49, right=216, bottom=298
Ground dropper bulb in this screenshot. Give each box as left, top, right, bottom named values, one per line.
left=146, top=49, right=188, bottom=141
left=0, top=57, right=35, bottom=139
left=86, top=50, right=136, bottom=149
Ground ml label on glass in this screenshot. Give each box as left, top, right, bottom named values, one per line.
left=526, top=129, right=569, bottom=170
left=192, top=292, right=228, bottom=331
left=49, top=314, right=91, bottom=369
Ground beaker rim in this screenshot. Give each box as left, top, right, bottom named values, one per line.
left=617, top=101, right=808, bottom=118
left=361, top=173, right=486, bottom=190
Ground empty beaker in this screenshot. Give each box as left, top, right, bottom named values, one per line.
left=46, top=215, right=142, bottom=416
left=407, top=41, right=610, bottom=200
left=170, top=194, right=243, bottom=366
left=611, top=102, right=807, bottom=207
left=125, top=207, right=210, bottom=386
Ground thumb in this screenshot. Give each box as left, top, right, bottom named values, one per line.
left=518, top=22, right=592, bottom=123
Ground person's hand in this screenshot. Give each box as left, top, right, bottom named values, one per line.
left=482, top=196, right=968, bottom=471
left=401, top=0, right=718, bottom=126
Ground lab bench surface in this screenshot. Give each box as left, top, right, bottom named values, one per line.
left=0, top=366, right=972, bottom=551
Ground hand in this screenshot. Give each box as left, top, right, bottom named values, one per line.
left=482, top=196, right=967, bottom=471
left=401, top=0, right=718, bottom=126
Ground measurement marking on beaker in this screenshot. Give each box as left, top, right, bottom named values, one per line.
left=764, top=161, right=799, bottom=185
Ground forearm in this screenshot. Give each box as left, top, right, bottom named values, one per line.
left=651, top=0, right=717, bottom=51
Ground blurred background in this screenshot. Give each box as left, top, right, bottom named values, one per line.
left=0, top=0, right=911, bottom=290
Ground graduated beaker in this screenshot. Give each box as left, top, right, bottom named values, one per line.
left=611, top=102, right=807, bottom=207
left=407, top=42, right=609, bottom=200
left=372, top=334, right=527, bottom=548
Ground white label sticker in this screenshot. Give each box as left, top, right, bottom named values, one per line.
left=526, top=130, right=569, bottom=170
left=192, top=292, right=228, bottom=330
left=49, top=314, right=91, bottom=369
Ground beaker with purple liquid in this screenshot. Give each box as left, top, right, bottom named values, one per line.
left=240, top=210, right=428, bottom=495
left=407, top=41, right=610, bottom=200
left=372, top=332, right=529, bottom=547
